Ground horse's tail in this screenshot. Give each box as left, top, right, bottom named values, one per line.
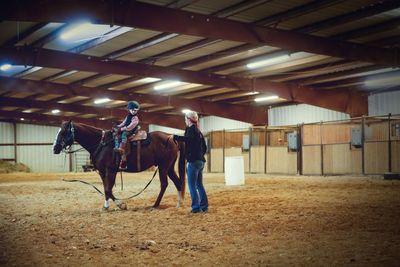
left=178, top=141, right=186, bottom=200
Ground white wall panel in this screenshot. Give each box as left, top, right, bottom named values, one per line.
left=0, top=122, right=14, bottom=143
left=200, top=116, right=252, bottom=133
left=0, top=146, right=14, bottom=159
left=70, top=144, right=91, bottom=172
left=17, top=145, right=69, bottom=172
left=368, top=90, right=400, bottom=116
left=17, top=123, right=60, bottom=143
left=268, top=104, right=349, bottom=126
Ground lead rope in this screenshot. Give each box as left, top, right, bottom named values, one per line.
left=120, top=170, right=123, bottom=191
left=62, top=167, right=158, bottom=200
left=61, top=129, right=155, bottom=200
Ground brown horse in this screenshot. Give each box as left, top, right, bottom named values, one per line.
left=53, top=120, right=186, bottom=210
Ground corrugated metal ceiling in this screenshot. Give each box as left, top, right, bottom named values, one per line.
left=0, top=0, right=399, bottom=128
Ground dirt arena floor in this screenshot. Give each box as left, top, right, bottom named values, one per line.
left=1, top=171, right=400, bottom=267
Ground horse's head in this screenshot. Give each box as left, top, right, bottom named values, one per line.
left=53, top=120, right=75, bottom=154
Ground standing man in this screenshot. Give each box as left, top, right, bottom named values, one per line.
left=174, top=111, right=208, bottom=213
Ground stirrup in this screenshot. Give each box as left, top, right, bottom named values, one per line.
left=119, top=161, right=127, bottom=170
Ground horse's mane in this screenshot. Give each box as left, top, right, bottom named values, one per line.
left=74, top=122, right=105, bottom=135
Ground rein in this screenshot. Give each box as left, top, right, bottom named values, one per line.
left=62, top=167, right=159, bottom=200
left=60, top=122, right=158, bottom=200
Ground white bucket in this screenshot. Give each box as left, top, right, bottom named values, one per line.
left=224, top=156, right=245, bottom=185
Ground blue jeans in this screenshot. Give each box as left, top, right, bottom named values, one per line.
left=187, top=160, right=208, bottom=212
left=115, top=131, right=128, bottom=148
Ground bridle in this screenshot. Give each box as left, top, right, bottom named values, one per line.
left=54, top=121, right=76, bottom=153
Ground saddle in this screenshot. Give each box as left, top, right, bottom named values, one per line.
left=125, top=130, right=151, bottom=172
left=127, top=130, right=147, bottom=143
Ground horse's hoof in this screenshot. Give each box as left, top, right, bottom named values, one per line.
left=117, top=203, right=127, bottom=210
left=102, top=206, right=109, bottom=211
left=150, top=206, right=159, bottom=212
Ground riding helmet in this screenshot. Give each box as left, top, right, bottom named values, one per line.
left=127, top=101, right=140, bottom=110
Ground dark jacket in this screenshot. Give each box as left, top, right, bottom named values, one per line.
left=174, top=125, right=206, bottom=163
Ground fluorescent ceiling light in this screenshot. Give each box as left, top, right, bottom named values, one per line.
left=51, top=109, right=61, bottom=114
left=365, top=74, right=400, bottom=88
left=20, top=118, right=25, bottom=121
left=60, top=22, right=93, bottom=40
left=154, top=81, right=182, bottom=91
left=0, top=64, right=12, bottom=71
left=137, top=77, right=161, bottom=83
left=247, top=54, right=290, bottom=69
left=182, top=109, right=191, bottom=114
left=94, top=98, right=111, bottom=104
left=254, top=95, right=279, bottom=102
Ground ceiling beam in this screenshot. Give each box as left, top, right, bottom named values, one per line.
left=0, top=96, right=185, bottom=129
left=254, top=0, right=344, bottom=27
left=267, top=34, right=400, bottom=84
left=68, top=26, right=132, bottom=54
left=172, top=0, right=400, bottom=70
left=0, top=76, right=267, bottom=124
left=1, top=0, right=398, bottom=66
left=0, top=110, right=112, bottom=129
left=3, top=22, right=48, bottom=47
left=107, top=33, right=179, bottom=60
left=0, top=46, right=367, bottom=116
left=137, top=0, right=271, bottom=64
left=309, top=69, right=400, bottom=89
left=297, top=0, right=400, bottom=34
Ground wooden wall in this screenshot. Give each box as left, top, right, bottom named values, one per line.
left=323, top=144, right=362, bottom=174
left=364, top=142, right=389, bottom=174
left=303, top=124, right=321, bottom=145
left=210, top=148, right=223, bottom=172
left=205, top=117, right=397, bottom=175
left=266, top=147, right=297, bottom=174
left=302, top=145, right=321, bottom=175
left=250, top=146, right=265, bottom=173
left=392, top=141, right=400, bottom=172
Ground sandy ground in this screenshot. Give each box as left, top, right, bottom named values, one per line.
left=0, top=171, right=400, bottom=267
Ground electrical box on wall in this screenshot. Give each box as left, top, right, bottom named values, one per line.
left=242, top=135, right=250, bottom=151
left=287, top=132, right=298, bottom=151
left=351, top=127, right=362, bottom=148
left=204, top=137, right=210, bottom=153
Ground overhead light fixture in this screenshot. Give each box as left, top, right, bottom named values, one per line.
left=0, top=64, right=12, bottom=71
left=137, top=77, right=161, bottom=83
left=94, top=98, right=111, bottom=104
left=364, top=73, right=400, bottom=88
left=254, top=95, right=279, bottom=102
left=20, top=118, right=25, bottom=121
left=51, top=109, right=61, bottom=114
left=154, top=81, right=182, bottom=91
left=60, top=22, right=93, bottom=40
left=246, top=54, right=290, bottom=69
left=182, top=109, right=191, bottom=114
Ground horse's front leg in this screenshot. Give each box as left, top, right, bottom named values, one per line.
left=103, top=169, right=127, bottom=210
left=98, top=170, right=111, bottom=210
